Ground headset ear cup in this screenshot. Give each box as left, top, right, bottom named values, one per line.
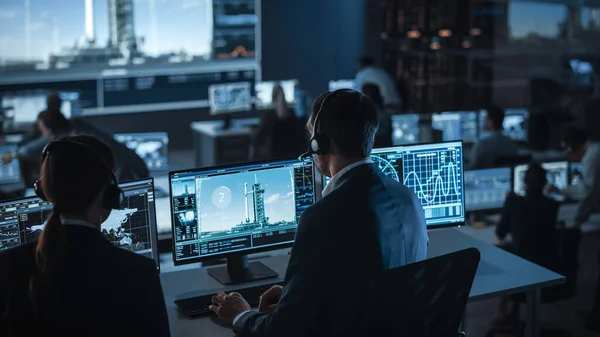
left=102, top=184, right=124, bottom=210
left=313, top=134, right=330, bottom=154
left=34, top=179, right=46, bottom=201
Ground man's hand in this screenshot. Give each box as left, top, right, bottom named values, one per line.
left=1, top=153, right=12, bottom=165
left=259, top=285, right=283, bottom=314
left=209, top=292, right=251, bottom=324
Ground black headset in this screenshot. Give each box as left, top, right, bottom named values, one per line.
left=298, top=89, right=356, bottom=160
left=34, top=140, right=124, bottom=210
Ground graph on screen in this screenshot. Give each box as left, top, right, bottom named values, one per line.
left=401, top=145, right=463, bottom=221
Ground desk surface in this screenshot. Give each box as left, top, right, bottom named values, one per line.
left=160, top=228, right=564, bottom=336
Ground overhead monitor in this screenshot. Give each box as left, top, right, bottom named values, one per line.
left=328, top=79, right=356, bottom=92
left=432, top=111, right=478, bottom=143
left=324, top=141, right=465, bottom=228
left=0, top=145, right=22, bottom=186
left=479, top=108, right=528, bottom=142
left=254, top=80, right=298, bottom=109
left=208, top=82, right=253, bottom=114
left=169, top=157, right=316, bottom=284
left=0, top=178, right=160, bottom=270
left=513, top=161, right=568, bottom=202
left=464, top=167, right=512, bottom=212
left=0, top=0, right=260, bottom=115
left=392, top=114, right=420, bottom=145
left=114, top=132, right=169, bottom=171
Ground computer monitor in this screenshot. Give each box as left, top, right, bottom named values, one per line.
left=208, top=82, right=252, bottom=114
left=513, top=161, right=568, bottom=202
left=479, top=108, right=528, bottom=141
left=0, top=178, right=160, bottom=270
left=0, top=145, right=22, bottom=185
left=254, top=80, right=298, bottom=109
left=328, top=79, right=356, bottom=92
left=0, top=90, right=79, bottom=124
left=432, top=112, right=478, bottom=143
left=114, top=132, right=169, bottom=171
left=392, top=114, right=420, bottom=145
left=324, top=141, right=465, bottom=228
left=464, top=167, right=512, bottom=212
left=169, top=157, right=316, bottom=284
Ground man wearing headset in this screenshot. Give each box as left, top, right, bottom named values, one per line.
left=209, top=89, right=428, bottom=337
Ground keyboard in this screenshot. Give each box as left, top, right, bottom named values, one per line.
left=175, top=282, right=283, bottom=318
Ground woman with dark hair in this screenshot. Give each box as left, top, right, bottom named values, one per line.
left=251, top=84, right=307, bottom=160
left=494, top=162, right=560, bottom=324
left=361, top=83, right=393, bottom=147
left=0, top=135, right=170, bottom=337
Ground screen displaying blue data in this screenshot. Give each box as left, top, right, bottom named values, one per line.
left=322, top=142, right=465, bottom=227
left=432, top=112, right=478, bottom=143
left=514, top=161, right=568, bottom=201
left=464, top=167, right=511, bottom=211
left=479, top=108, right=528, bottom=141
left=392, top=114, right=420, bottom=145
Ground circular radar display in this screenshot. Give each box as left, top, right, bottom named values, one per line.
left=212, top=186, right=232, bottom=208
left=370, top=154, right=400, bottom=182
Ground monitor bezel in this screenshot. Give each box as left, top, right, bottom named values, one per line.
left=464, top=166, right=513, bottom=212
left=168, top=156, right=315, bottom=266
left=371, top=140, right=466, bottom=229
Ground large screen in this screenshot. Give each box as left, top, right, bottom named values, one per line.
left=0, top=178, right=160, bottom=269
left=170, top=158, right=316, bottom=263
left=513, top=161, right=568, bottom=202
left=0, top=0, right=259, bottom=114
left=324, top=141, right=465, bottom=227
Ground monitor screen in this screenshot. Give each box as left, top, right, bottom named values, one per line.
left=114, top=132, right=169, bottom=171
left=432, top=112, right=478, bottom=143
left=392, top=114, right=420, bottom=145
left=254, top=80, right=298, bottom=108
left=208, top=82, right=253, bottom=114
left=326, top=142, right=465, bottom=227
left=513, top=161, right=569, bottom=201
left=464, top=167, right=512, bottom=211
left=479, top=108, right=528, bottom=141
left=328, top=79, right=356, bottom=92
left=0, top=145, right=21, bottom=185
left=170, top=158, right=316, bottom=264
left=569, top=162, right=583, bottom=187
left=0, top=90, right=80, bottom=123
left=0, top=178, right=160, bottom=269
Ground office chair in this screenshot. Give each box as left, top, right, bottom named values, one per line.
left=361, top=248, right=480, bottom=337
left=485, top=227, right=581, bottom=337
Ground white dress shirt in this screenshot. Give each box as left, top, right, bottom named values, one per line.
left=233, top=160, right=372, bottom=325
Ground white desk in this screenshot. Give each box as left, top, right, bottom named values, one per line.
left=160, top=228, right=564, bottom=337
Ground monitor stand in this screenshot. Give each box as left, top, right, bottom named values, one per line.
left=207, top=254, right=278, bottom=285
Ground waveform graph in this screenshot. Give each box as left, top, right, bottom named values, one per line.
left=401, top=143, right=464, bottom=224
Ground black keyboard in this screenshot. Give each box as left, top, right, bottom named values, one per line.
left=175, top=282, right=283, bottom=318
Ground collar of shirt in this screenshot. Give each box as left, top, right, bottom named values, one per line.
left=322, top=159, right=372, bottom=197
left=61, top=218, right=98, bottom=229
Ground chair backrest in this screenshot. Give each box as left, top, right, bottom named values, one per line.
left=362, top=248, right=481, bottom=337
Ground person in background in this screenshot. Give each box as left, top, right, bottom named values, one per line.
left=0, top=135, right=170, bottom=336
left=251, top=84, right=307, bottom=160
left=361, top=83, right=393, bottom=147
left=495, top=162, right=559, bottom=324
left=355, top=56, right=401, bottom=106
left=468, top=105, right=519, bottom=169
left=209, top=89, right=428, bottom=337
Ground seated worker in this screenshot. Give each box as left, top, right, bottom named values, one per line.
left=209, top=89, right=429, bottom=337
left=495, top=162, right=559, bottom=324
left=361, top=83, right=393, bottom=147
left=355, top=56, right=401, bottom=106
left=0, top=135, right=170, bottom=336
left=468, top=105, right=519, bottom=169
left=251, top=84, right=307, bottom=160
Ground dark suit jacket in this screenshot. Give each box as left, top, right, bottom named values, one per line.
left=0, top=226, right=170, bottom=337
left=233, top=163, right=429, bottom=337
